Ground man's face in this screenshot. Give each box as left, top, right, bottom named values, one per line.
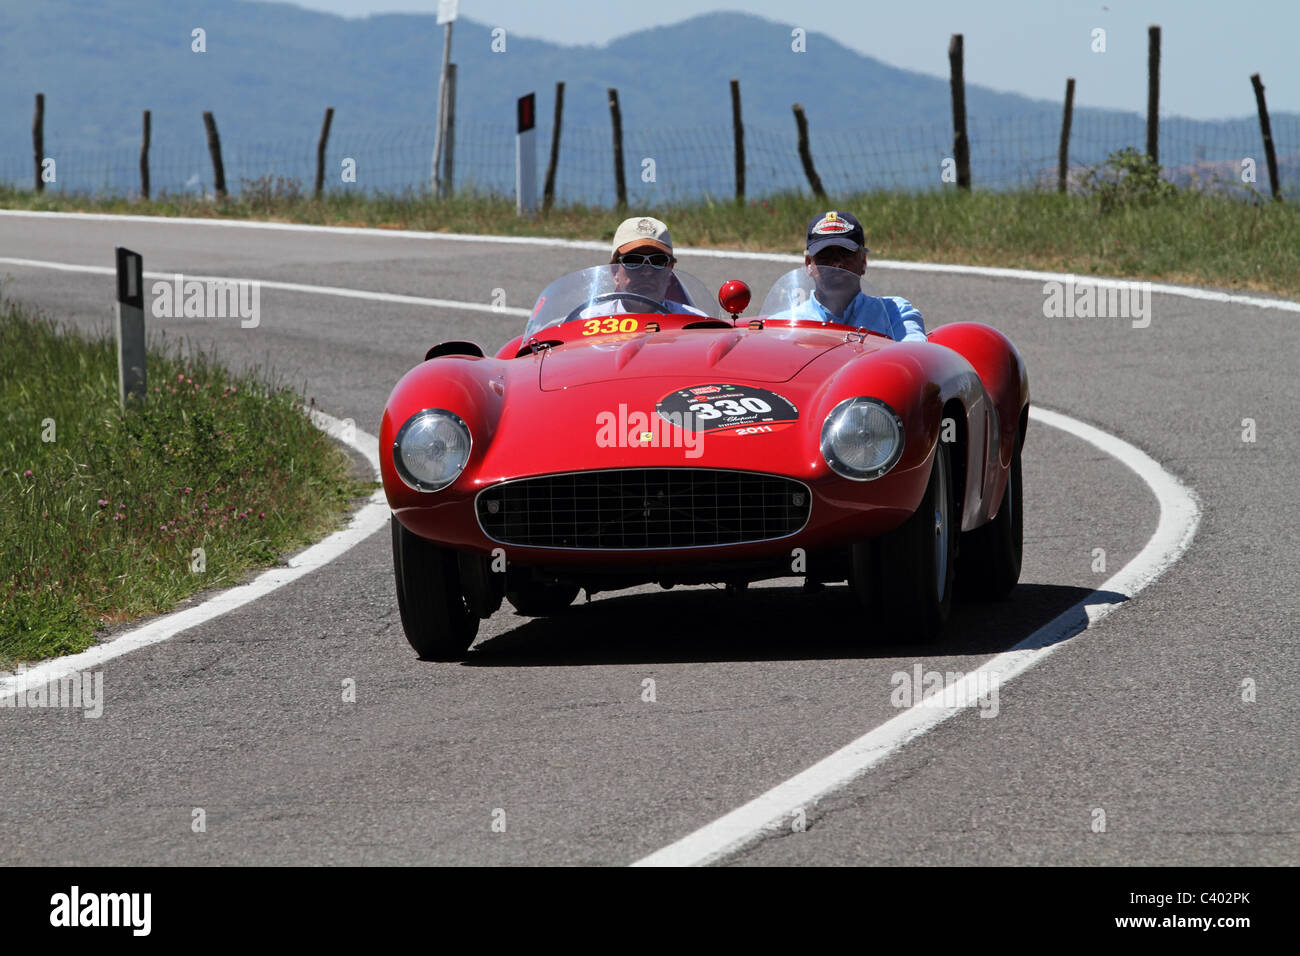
left=804, top=244, right=865, bottom=314
left=612, top=245, right=675, bottom=300
left=805, top=244, right=867, bottom=275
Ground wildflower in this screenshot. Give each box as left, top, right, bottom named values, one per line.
left=23, top=469, right=33, bottom=477
left=97, top=499, right=108, bottom=507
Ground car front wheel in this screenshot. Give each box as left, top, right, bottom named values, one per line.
left=391, top=517, right=478, bottom=660
left=866, top=440, right=957, bottom=643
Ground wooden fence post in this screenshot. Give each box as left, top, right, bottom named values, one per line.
left=1058, top=78, right=1075, bottom=194
left=543, top=81, right=564, bottom=212
left=731, top=78, right=745, bottom=202
left=432, top=18, right=453, bottom=197
left=443, top=64, right=457, bottom=197
left=792, top=104, right=826, bottom=199
left=202, top=111, right=227, bottom=199
left=948, top=34, right=970, bottom=190
left=1147, top=25, right=1161, bottom=165
left=608, top=87, right=627, bottom=209
left=140, top=110, right=151, bottom=200
left=33, top=93, right=45, bottom=193
left=1250, top=73, right=1282, bottom=201
left=315, top=107, right=334, bottom=199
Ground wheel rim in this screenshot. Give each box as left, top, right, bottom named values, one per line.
left=933, top=450, right=950, bottom=598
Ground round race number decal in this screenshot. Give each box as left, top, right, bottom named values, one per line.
left=656, top=383, right=799, bottom=433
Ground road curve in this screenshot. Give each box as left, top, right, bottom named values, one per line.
left=1, top=211, right=1295, bottom=865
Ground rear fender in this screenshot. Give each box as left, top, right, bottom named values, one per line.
left=928, top=322, right=1029, bottom=467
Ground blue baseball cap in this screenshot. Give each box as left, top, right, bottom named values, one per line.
left=806, top=210, right=868, bottom=256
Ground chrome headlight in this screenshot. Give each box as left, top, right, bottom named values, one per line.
left=393, top=409, right=472, bottom=492
left=820, top=397, right=904, bottom=481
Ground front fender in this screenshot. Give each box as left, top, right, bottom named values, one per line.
left=800, top=340, right=989, bottom=522
left=380, top=355, right=506, bottom=513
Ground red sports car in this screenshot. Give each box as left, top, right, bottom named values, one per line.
left=380, top=263, right=1029, bottom=659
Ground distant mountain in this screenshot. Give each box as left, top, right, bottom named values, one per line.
left=1, top=0, right=1294, bottom=202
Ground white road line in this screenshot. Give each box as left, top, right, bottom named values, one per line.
left=631, top=405, right=1200, bottom=867
left=2, top=208, right=1298, bottom=313
left=0, top=411, right=388, bottom=703
left=0, top=257, right=530, bottom=317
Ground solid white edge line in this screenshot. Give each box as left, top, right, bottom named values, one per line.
left=0, top=257, right=531, bottom=317
left=0, top=410, right=388, bottom=701
left=2, top=209, right=1299, bottom=313
left=630, top=404, right=1201, bottom=867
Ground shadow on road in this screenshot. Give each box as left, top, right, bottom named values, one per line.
left=460, top=582, right=1117, bottom=666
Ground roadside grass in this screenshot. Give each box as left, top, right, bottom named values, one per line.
left=0, top=299, right=373, bottom=667
left=3, top=177, right=1298, bottom=298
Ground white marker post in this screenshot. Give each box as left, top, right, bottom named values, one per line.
left=114, top=246, right=146, bottom=410
left=516, top=92, right=537, bottom=216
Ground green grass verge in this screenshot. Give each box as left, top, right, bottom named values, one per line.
left=3, top=177, right=1298, bottom=298
left=0, top=299, right=373, bottom=667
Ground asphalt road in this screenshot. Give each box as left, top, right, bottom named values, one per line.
left=1, top=212, right=1295, bottom=865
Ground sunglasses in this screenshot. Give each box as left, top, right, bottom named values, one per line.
left=617, top=252, right=673, bottom=270
left=812, top=246, right=860, bottom=264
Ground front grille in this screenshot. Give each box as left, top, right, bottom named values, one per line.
left=476, top=469, right=811, bottom=549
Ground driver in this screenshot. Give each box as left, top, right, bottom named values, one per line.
left=774, top=210, right=927, bottom=342
left=579, top=216, right=709, bottom=317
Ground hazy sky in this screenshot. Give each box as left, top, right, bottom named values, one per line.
left=256, top=0, right=1297, bottom=120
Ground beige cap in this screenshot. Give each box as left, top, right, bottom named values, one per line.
left=611, top=216, right=673, bottom=257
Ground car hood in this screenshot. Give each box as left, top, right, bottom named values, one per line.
left=538, top=327, right=849, bottom=391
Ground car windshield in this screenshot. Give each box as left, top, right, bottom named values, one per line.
left=525, top=265, right=719, bottom=339
left=758, top=265, right=884, bottom=321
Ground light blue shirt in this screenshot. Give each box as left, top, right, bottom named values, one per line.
left=772, top=292, right=927, bottom=341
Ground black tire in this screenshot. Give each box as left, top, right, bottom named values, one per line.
left=505, top=579, right=580, bottom=616
left=956, top=440, right=1023, bottom=601
left=391, top=517, right=478, bottom=659
left=869, top=440, right=957, bottom=643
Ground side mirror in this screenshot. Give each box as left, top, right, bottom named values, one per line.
left=718, top=280, right=751, bottom=320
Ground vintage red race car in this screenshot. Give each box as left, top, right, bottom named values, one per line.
left=380, top=263, right=1029, bottom=659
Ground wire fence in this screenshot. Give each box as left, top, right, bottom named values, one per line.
left=4, top=111, right=1296, bottom=204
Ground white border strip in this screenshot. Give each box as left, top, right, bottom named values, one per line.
left=0, top=410, right=388, bottom=701
left=0, top=257, right=531, bottom=317
left=631, top=404, right=1200, bottom=866
left=2, top=209, right=1298, bottom=314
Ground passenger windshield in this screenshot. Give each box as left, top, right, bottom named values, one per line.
left=525, top=265, right=718, bottom=339
left=759, top=265, right=884, bottom=321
